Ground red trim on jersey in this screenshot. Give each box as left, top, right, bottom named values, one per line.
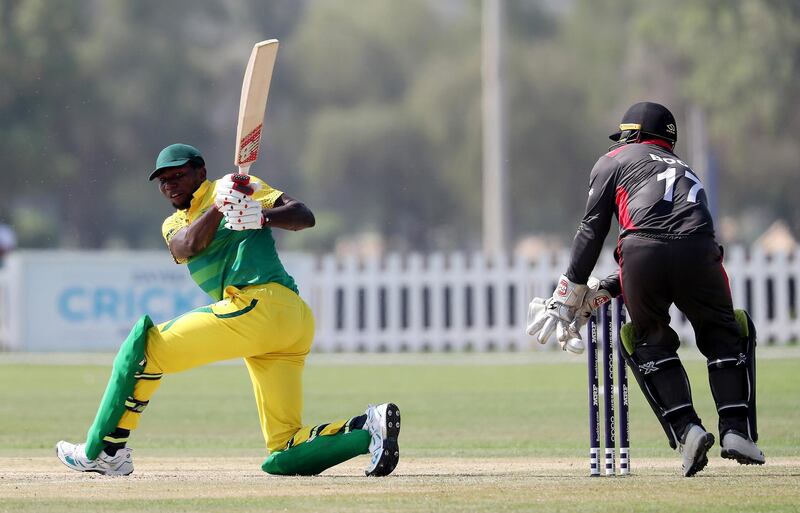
left=617, top=238, right=625, bottom=303
left=606, top=139, right=673, bottom=158
left=640, top=138, right=674, bottom=150
left=615, top=186, right=636, bottom=230
left=719, top=262, right=733, bottom=299
left=605, top=146, right=627, bottom=158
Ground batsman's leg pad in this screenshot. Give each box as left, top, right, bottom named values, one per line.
left=262, top=429, right=370, bottom=476
left=85, top=315, right=154, bottom=459
left=708, top=309, right=758, bottom=441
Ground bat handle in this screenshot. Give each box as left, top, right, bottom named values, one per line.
left=237, top=165, right=251, bottom=177
left=231, top=172, right=251, bottom=186
left=230, top=169, right=254, bottom=195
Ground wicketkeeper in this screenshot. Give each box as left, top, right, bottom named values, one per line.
left=527, top=102, right=764, bottom=476
left=56, top=144, right=401, bottom=477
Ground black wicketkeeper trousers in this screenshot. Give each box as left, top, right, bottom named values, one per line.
left=618, top=233, right=748, bottom=439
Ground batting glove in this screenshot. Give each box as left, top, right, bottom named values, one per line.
left=221, top=198, right=264, bottom=231
left=224, top=217, right=264, bottom=231
left=214, top=174, right=261, bottom=209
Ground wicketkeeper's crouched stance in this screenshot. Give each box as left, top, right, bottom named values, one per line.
left=527, top=103, right=764, bottom=477
left=56, top=144, right=401, bottom=477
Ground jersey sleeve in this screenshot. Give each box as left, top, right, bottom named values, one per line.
left=565, top=156, right=618, bottom=284
left=161, top=213, right=189, bottom=264
left=250, top=176, right=284, bottom=209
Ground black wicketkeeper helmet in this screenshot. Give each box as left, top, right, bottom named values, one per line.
left=609, top=101, right=677, bottom=146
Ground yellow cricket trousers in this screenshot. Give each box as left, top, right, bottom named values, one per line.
left=117, top=282, right=314, bottom=452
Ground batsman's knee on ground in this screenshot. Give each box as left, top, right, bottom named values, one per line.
left=262, top=417, right=370, bottom=476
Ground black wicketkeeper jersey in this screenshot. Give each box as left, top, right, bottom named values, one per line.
left=566, top=141, right=715, bottom=286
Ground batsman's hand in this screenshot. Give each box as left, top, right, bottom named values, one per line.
left=221, top=198, right=264, bottom=231
left=214, top=173, right=262, bottom=209
left=569, top=276, right=613, bottom=334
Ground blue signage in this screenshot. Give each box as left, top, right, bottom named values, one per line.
left=58, top=286, right=209, bottom=324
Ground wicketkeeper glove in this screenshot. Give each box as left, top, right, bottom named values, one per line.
left=569, top=276, right=613, bottom=334
left=526, top=275, right=589, bottom=354
left=527, top=297, right=585, bottom=354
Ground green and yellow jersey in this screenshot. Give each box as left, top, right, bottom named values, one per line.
left=161, top=177, right=298, bottom=300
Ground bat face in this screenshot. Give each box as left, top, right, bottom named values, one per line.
left=235, top=39, right=279, bottom=175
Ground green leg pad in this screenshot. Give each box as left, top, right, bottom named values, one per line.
left=619, top=322, right=636, bottom=356
left=620, top=312, right=748, bottom=351
left=734, top=309, right=749, bottom=337
left=262, top=429, right=370, bottom=476
left=85, top=315, right=153, bottom=459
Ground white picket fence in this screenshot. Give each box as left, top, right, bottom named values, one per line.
left=0, top=266, right=8, bottom=349
left=0, top=247, right=797, bottom=351
left=303, top=246, right=799, bottom=352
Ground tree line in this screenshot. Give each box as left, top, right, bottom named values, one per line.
left=1, top=0, right=797, bottom=251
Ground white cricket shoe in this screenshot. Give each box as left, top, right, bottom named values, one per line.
left=720, top=431, right=765, bottom=465
left=679, top=424, right=715, bottom=477
left=364, top=403, right=401, bottom=476
left=56, top=441, right=134, bottom=476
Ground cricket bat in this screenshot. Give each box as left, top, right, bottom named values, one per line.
left=233, top=39, right=279, bottom=182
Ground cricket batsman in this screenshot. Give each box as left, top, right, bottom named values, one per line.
left=56, top=144, right=401, bottom=477
left=527, top=102, right=765, bottom=476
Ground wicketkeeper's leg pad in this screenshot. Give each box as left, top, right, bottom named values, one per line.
left=85, top=315, right=155, bottom=459
left=619, top=323, right=635, bottom=356
left=619, top=322, right=701, bottom=449
left=262, top=429, right=370, bottom=476
left=707, top=309, right=758, bottom=441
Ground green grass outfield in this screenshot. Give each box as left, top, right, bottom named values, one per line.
left=1, top=347, right=799, bottom=512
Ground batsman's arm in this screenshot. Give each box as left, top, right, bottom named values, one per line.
left=262, top=194, right=315, bottom=231
left=168, top=207, right=224, bottom=260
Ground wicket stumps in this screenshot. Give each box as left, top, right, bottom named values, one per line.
left=587, top=299, right=630, bottom=476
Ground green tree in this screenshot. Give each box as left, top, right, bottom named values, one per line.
left=562, top=0, right=800, bottom=239
left=2, top=0, right=797, bottom=251
left=0, top=0, right=304, bottom=248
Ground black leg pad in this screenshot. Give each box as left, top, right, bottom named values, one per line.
left=708, top=309, right=758, bottom=441
left=620, top=324, right=701, bottom=449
